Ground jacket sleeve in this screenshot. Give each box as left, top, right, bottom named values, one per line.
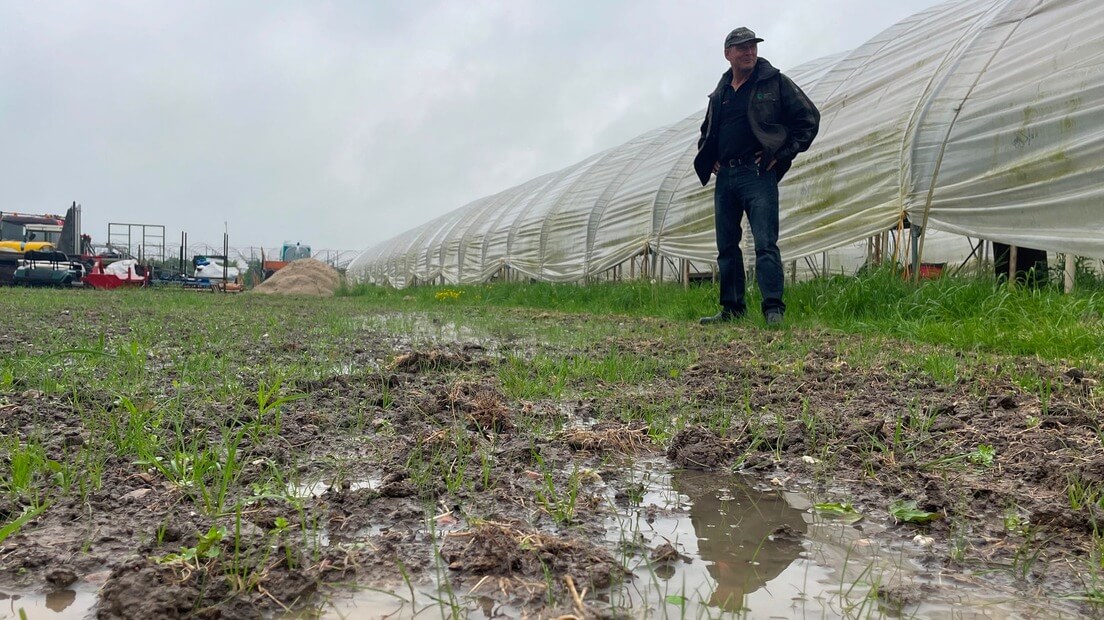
left=775, top=75, right=820, bottom=163
left=697, top=103, right=712, bottom=150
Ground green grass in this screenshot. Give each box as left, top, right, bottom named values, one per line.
left=346, top=268, right=1104, bottom=363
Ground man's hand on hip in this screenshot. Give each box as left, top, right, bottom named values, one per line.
left=755, top=151, right=777, bottom=171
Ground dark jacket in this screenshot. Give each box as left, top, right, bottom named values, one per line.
left=693, top=57, right=820, bottom=185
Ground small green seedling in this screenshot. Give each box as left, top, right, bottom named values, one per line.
left=157, top=526, right=225, bottom=567
left=968, top=444, right=995, bottom=466
left=814, top=502, right=864, bottom=524
left=889, top=500, right=941, bottom=524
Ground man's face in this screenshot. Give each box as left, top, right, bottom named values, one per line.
left=725, top=41, right=758, bottom=71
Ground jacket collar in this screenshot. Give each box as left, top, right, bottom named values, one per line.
left=711, top=57, right=778, bottom=96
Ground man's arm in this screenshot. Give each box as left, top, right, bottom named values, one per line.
left=774, top=75, right=820, bottom=163
left=698, top=104, right=722, bottom=175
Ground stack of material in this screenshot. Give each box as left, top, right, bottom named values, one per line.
left=251, top=258, right=342, bottom=296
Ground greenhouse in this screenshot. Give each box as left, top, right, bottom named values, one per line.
left=347, top=0, right=1104, bottom=288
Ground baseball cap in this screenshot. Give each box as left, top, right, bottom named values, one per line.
left=725, top=27, right=763, bottom=48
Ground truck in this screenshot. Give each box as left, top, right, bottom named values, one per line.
left=0, top=212, right=65, bottom=248
left=1, top=205, right=88, bottom=286
left=261, top=242, right=311, bottom=280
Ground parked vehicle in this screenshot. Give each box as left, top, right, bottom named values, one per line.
left=12, top=250, right=85, bottom=286
left=262, top=242, right=311, bottom=279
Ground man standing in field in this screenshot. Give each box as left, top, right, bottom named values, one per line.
left=694, top=27, right=820, bottom=326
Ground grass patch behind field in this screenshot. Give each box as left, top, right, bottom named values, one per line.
left=345, top=269, right=1104, bottom=363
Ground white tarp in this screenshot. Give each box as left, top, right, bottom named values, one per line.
left=349, top=0, right=1104, bottom=287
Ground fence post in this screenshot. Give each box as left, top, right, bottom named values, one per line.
left=1065, top=253, right=1076, bottom=294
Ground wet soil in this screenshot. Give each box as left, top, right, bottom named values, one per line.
left=1, top=293, right=1102, bottom=618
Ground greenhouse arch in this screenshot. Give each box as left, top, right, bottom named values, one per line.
left=348, top=0, right=1104, bottom=287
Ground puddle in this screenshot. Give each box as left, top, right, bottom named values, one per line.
left=286, top=477, right=381, bottom=548
left=606, top=464, right=1086, bottom=618
left=356, top=313, right=491, bottom=346
left=0, top=587, right=97, bottom=620
left=287, top=477, right=377, bottom=500
left=319, top=462, right=1088, bottom=619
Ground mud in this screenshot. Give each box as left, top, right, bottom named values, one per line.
left=0, top=295, right=1102, bottom=618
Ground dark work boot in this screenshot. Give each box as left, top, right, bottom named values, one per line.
left=699, top=310, right=744, bottom=325
left=765, top=310, right=784, bottom=327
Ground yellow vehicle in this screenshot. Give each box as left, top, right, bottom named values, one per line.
left=1, top=211, right=70, bottom=286
left=0, top=240, right=56, bottom=252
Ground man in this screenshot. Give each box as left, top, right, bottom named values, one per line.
left=694, top=27, right=820, bottom=326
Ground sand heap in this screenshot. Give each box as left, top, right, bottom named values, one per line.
left=251, top=258, right=342, bottom=296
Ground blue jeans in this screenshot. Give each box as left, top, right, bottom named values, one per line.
left=713, top=164, right=785, bottom=316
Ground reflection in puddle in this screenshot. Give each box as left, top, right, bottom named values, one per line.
left=44, top=589, right=76, bottom=613
left=673, top=469, right=807, bottom=612
left=356, top=313, right=489, bottom=345
left=0, top=587, right=97, bottom=619
left=609, top=464, right=1086, bottom=618
left=606, top=465, right=827, bottom=617
left=287, top=477, right=377, bottom=500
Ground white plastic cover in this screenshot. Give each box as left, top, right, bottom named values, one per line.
left=348, top=0, right=1104, bottom=287
left=104, top=259, right=141, bottom=279
left=195, top=261, right=240, bottom=281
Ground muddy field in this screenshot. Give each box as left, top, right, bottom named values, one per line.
left=1, top=290, right=1102, bottom=618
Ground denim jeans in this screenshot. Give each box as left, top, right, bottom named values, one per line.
left=713, top=163, right=785, bottom=316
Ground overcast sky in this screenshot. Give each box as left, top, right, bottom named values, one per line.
left=0, top=0, right=947, bottom=257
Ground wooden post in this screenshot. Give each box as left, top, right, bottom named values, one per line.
left=1065, top=253, right=1076, bottom=294
left=1008, top=245, right=1018, bottom=288
left=682, top=259, right=690, bottom=290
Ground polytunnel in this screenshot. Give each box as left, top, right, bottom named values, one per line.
left=348, top=0, right=1104, bottom=287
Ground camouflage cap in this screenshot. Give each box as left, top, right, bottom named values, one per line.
left=724, top=27, right=763, bottom=48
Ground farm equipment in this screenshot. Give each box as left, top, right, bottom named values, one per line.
left=83, top=257, right=151, bottom=290
left=1, top=204, right=94, bottom=286
left=0, top=212, right=65, bottom=248
left=262, top=242, right=311, bottom=279
left=12, top=249, right=85, bottom=286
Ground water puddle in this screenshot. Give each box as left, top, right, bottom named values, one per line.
left=356, top=313, right=491, bottom=346
left=287, top=477, right=377, bottom=500
left=607, top=464, right=1083, bottom=618
left=0, top=587, right=97, bottom=620
left=320, top=462, right=1086, bottom=618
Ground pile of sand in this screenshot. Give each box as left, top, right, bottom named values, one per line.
left=251, top=258, right=342, bottom=296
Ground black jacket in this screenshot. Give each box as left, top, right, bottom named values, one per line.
left=693, top=58, right=820, bottom=185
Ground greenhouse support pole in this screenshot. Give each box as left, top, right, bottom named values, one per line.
left=1007, top=245, right=1017, bottom=288
left=1065, top=254, right=1076, bottom=294
left=682, top=259, right=689, bottom=290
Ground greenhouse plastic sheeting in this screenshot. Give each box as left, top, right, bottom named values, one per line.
left=349, top=0, right=1104, bottom=287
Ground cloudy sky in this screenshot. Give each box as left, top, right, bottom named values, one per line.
left=1, top=0, right=947, bottom=257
